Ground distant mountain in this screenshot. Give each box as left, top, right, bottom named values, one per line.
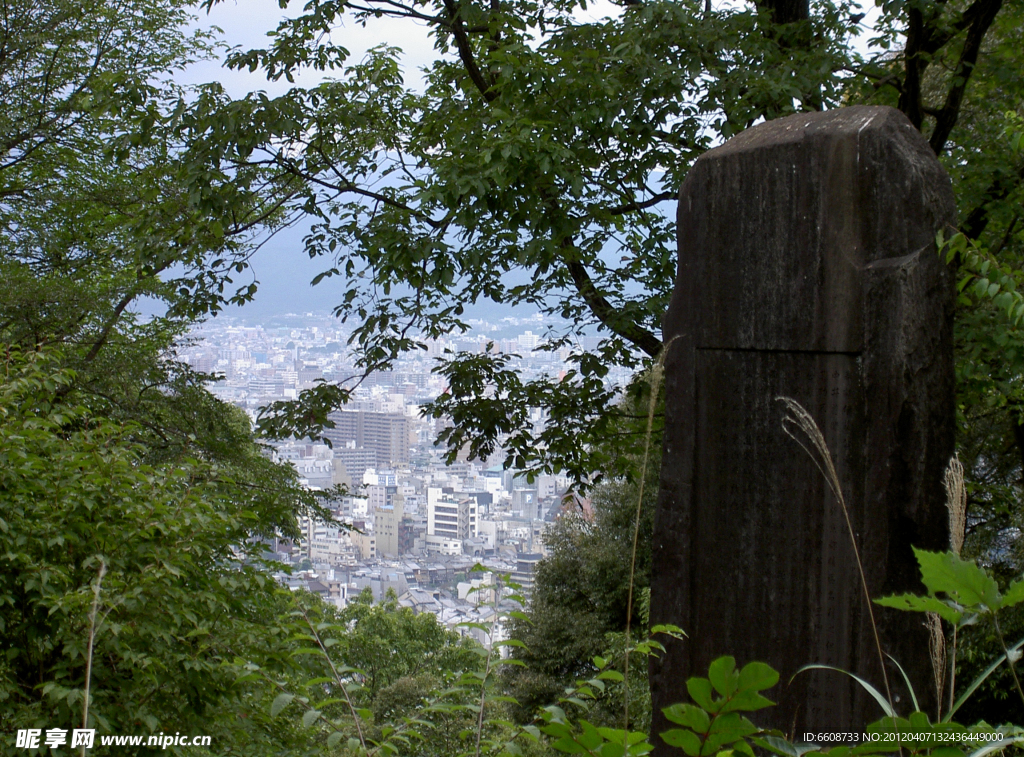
left=234, top=225, right=526, bottom=321
left=136, top=222, right=526, bottom=323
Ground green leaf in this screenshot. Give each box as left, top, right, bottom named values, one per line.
left=874, top=593, right=963, bottom=624
left=542, top=723, right=574, bottom=739
left=578, top=721, right=604, bottom=751
left=271, top=692, right=294, bottom=718
left=303, top=708, right=321, bottom=727
left=720, top=689, right=776, bottom=713
left=709, top=656, right=739, bottom=697
left=497, top=638, right=528, bottom=648
left=685, top=677, right=717, bottom=712
left=661, top=729, right=703, bottom=756
left=753, top=735, right=822, bottom=757
left=704, top=712, right=757, bottom=747
left=551, top=737, right=588, bottom=754
left=914, top=549, right=1001, bottom=610
left=1001, top=579, right=1024, bottom=608
left=737, top=661, right=779, bottom=693
left=662, top=703, right=711, bottom=733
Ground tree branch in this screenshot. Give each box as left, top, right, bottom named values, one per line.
left=441, top=0, right=497, bottom=102
left=928, top=0, right=1004, bottom=155
left=560, top=238, right=662, bottom=358
left=603, top=191, right=675, bottom=216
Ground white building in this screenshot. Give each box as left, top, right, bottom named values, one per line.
left=427, top=488, right=478, bottom=543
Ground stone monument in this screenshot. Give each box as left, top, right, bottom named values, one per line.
left=649, top=106, right=955, bottom=738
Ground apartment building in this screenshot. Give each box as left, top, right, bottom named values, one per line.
left=323, top=410, right=410, bottom=465
left=426, top=488, right=478, bottom=546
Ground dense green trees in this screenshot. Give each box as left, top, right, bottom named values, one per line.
left=506, top=475, right=656, bottom=722
left=0, top=0, right=332, bottom=749
left=334, top=588, right=480, bottom=702
left=0, top=351, right=305, bottom=752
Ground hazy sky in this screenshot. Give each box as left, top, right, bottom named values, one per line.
left=173, top=1, right=438, bottom=317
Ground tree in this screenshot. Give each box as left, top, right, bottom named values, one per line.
left=335, top=588, right=480, bottom=702
left=0, top=0, right=338, bottom=750
left=180, top=0, right=1021, bottom=487
left=258, top=587, right=507, bottom=757
left=0, top=0, right=294, bottom=374
left=0, top=351, right=320, bottom=753
left=0, top=0, right=334, bottom=528
left=506, top=465, right=658, bottom=724
left=931, top=109, right=1024, bottom=724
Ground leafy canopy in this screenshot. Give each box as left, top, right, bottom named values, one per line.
left=183, top=0, right=1020, bottom=487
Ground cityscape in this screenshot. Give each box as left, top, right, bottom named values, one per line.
left=177, top=309, right=631, bottom=647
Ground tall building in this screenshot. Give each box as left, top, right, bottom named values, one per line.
left=368, top=483, right=399, bottom=514
left=427, top=488, right=478, bottom=542
left=332, top=446, right=378, bottom=485
left=324, top=411, right=410, bottom=466
left=517, top=331, right=541, bottom=351
left=512, top=552, right=544, bottom=599
left=375, top=500, right=404, bottom=557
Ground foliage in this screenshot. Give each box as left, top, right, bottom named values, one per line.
left=0, top=2, right=336, bottom=750
left=0, top=351, right=317, bottom=753
left=656, top=655, right=1024, bottom=757
left=875, top=548, right=1024, bottom=723
left=0, top=0, right=280, bottom=347
left=526, top=651, right=662, bottom=757
left=258, top=573, right=529, bottom=757
left=0, top=0, right=335, bottom=541
left=506, top=469, right=658, bottom=722
left=174, top=0, right=1024, bottom=490
left=3, top=0, right=1024, bottom=751
left=930, top=111, right=1024, bottom=720
left=334, top=588, right=481, bottom=701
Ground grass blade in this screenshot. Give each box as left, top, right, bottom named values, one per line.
left=793, top=664, right=895, bottom=718
left=947, top=635, right=1024, bottom=721
left=966, top=735, right=1024, bottom=757
left=886, top=654, right=920, bottom=713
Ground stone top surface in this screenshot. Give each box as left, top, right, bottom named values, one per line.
left=705, top=105, right=924, bottom=158
left=672, top=104, right=954, bottom=353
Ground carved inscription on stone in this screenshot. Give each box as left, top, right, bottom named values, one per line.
left=650, top=106, right=956, bottom=742
left=691, top=349, right=864, bottom=727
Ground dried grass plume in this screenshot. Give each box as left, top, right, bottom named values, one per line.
left=943, top=454, right=966, bottom=556
left=776, top=396, right=895, bottom=716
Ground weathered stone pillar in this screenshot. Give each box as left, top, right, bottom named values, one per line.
left=650, top=106, right=955, bottom=739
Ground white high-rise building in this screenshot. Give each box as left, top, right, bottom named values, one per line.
left=427, top=488, right=478, bottom=543
left=517, top=331, right=541, bottom=351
